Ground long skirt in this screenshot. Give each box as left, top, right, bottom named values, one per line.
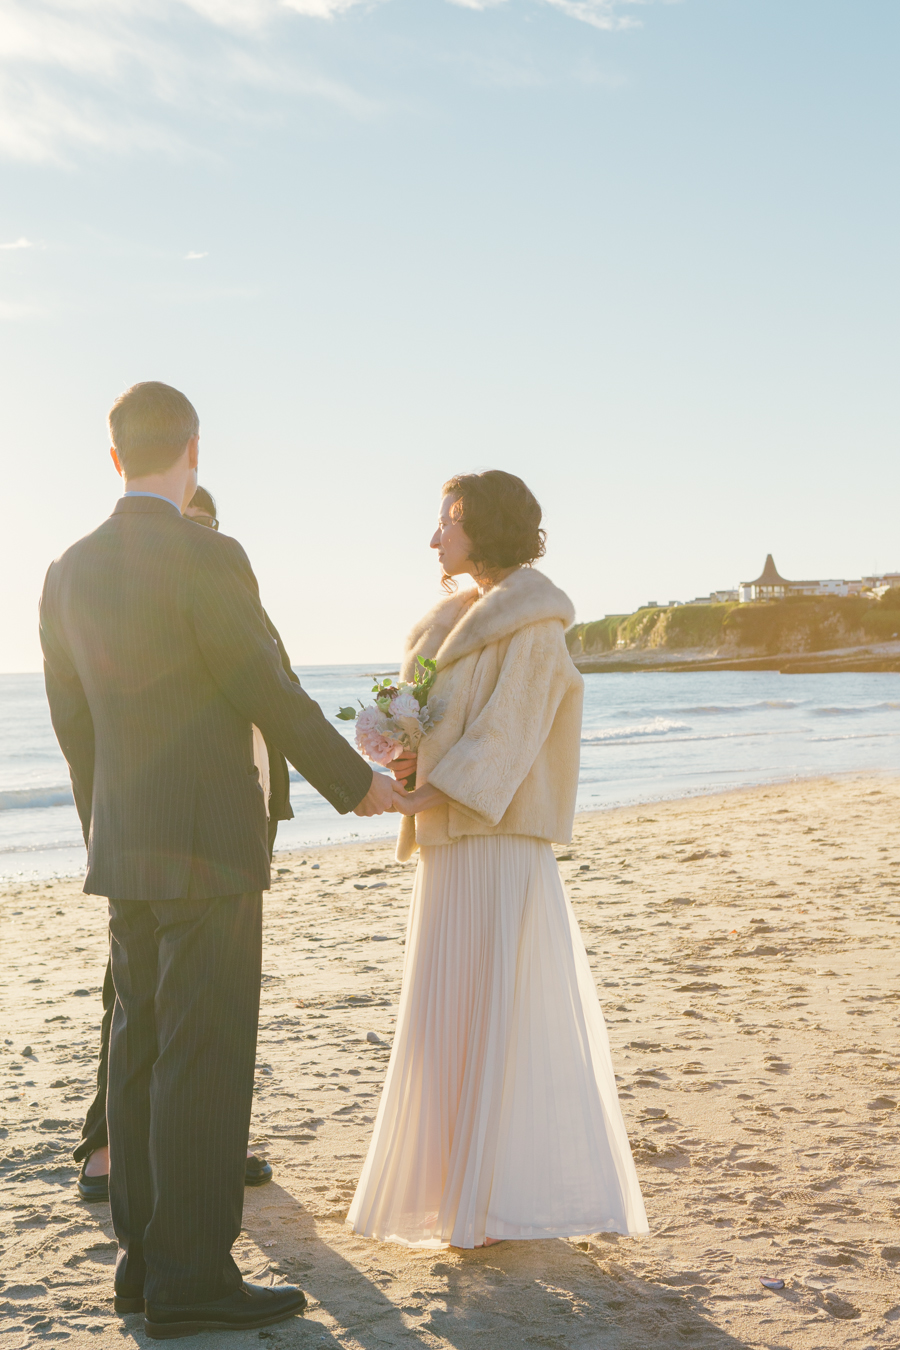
left=346, top=834, right=649, bottom=1249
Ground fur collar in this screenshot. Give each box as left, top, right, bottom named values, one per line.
left=404, top=567, right=575, bottom=672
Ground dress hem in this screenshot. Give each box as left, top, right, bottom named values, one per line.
left=346, top=1219, right=651, bottom=1250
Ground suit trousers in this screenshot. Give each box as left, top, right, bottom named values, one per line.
left=107, top=892, right=262, bottom=1306
left=78, top=817, right=279, bottom=1164
left=74, top=957, right=115, bottom=1163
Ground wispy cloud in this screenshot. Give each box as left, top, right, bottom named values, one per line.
left=0, top=236, right=38, bottom=249
left=542, top=0, right=644, bottom=30
left=446, top=0, right=663, bottom=27
left=0, top=0, right=378, bottom=163
left=0, top=0, right=665, bottom=163
left=185, top=251, right=209, bottom=259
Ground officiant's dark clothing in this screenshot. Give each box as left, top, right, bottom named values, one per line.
left=74, top=608, right=294, bottom=1166
left=40, top=494, right=372, bottom=1304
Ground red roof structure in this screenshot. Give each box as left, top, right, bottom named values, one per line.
left=741, top=554, right=792, bottom=599
left=746, top=554, right=791, bottom=587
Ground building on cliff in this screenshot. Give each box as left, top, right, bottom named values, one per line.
left=739, top=554, right=791, bottom=602
left=738, top=554, right=873, bottom=603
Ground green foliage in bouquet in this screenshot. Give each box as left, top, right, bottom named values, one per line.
left=337, top=657, right=437, bottom=722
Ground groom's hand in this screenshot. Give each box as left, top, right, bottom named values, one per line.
left=352, top=771, right=396, bottom=817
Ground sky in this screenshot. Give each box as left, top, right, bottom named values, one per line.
left=1, top=0, right=898, bottom=670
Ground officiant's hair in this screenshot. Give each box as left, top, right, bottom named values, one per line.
left=443, top=469, right=546, bottom=574
left=109, top=381, right=199, bottom=477
left=189, top=486, right=217, bottom=517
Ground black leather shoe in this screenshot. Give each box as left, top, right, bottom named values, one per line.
left=145, top=1281, right=307, bottom=1339
left=244, top=1155, right=273, bottom=1186
left=114, top=1292, right=145, bottom=1315
left=77, top=1158, right=109, bottom=1202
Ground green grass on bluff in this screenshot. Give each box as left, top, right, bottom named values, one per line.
left=567, top=589, right=900, bottom=657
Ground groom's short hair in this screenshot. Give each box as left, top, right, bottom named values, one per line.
left=109, top=382, right=199, bottom=477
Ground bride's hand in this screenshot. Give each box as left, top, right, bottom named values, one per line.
left=391, top=782, right=447, bottom=816
left=390, top=753, right=417, bottom=786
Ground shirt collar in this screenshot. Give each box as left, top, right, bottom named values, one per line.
left=123, top=490, right=181, bottom=511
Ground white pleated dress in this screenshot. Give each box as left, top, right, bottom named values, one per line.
left=347, top=833, right=648, bottom=1249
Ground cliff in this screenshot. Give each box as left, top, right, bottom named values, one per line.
left=567, top=591, right=900, bottom=674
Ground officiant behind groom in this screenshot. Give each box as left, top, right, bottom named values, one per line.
left=39, top=381, right=399, bottom=1338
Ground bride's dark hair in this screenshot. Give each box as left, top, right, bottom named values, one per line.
left=441, top=469, right=546, bottom=591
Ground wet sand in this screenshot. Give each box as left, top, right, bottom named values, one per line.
left=2, top=774, right=899, bottom=1349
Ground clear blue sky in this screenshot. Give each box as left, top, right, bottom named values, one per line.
left=2, top=0, right=898, bottom=670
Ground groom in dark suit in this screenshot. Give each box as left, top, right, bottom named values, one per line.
left=74, top=486, right=300, bottom=1199
left=39, top=381, right=396, bottom=1339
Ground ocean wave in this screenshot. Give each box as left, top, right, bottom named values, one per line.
left=810, top=732, right=900, bottom=743
left=0, top=839, right=84, bottom=855
left=0, top=786, right=74, bottom=811
left=583, top=719, right=690, bottom=743
left=670, top=700, right=801, bottom=715
left=812, top=703, right=900, bottom=716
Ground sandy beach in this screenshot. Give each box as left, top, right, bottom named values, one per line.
left=2, top=773, right=899, bottom=1349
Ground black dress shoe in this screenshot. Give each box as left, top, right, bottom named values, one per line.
left=145, top=1280, right=307, bottom=1339
left=77, top=1159, right=109, bottom=1202
left=244, top=1154, right=273, bottom=1186
left=114, top=1292, right=145, bottom=1314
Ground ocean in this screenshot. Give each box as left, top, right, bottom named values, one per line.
left=2, top=666, right=899, bottom=880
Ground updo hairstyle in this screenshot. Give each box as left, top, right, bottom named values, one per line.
left=443, top=469, right=546, bottom=578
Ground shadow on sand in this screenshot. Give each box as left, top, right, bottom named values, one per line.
left=229, top=1182, right=755, bottom=1350
left=40, top=1177, right=755, bottom=1350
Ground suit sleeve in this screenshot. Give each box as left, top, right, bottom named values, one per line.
left=193, top=538, right=373, bottom=814
left=264, top=610, right=301, bottom=687
left=39, top=566, right=95, bottom=845
left=426, top=622, right=575, bottom=827
left=262, top=609, right=297, bottom=822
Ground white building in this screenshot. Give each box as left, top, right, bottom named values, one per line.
left=738, top=554, right=876, bottom=602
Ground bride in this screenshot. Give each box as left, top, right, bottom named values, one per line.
left=347, top=469, right=648, bottom=1249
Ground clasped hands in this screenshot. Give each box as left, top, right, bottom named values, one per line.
left=352, top=754, right=446, bottom=817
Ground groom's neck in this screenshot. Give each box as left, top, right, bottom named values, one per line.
left=122, top=463, right=194, bottom=513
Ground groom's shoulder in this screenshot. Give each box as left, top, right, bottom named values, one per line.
left=188, top=524, right=253, bottom=571
left=183, top=525, right=261, bottom=597
left=48, top=507, right=244, bottom=569
left=44, top=512, right=123, bottom=574
left=45, top=510, right=256, bottom=595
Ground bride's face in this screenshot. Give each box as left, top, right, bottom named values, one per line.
left=431, top=494, right=474, bottom=578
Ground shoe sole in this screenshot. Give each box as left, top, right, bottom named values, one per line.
left=243, top=1173, right=272, bottom=1187
left=77, top=1185, right=109, bottom=1202
left=114, top=1296, right=145, bottom=1314
left=144, top=1300, right=306, bottom=1340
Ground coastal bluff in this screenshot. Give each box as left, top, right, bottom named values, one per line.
left=568, top=593, right=900, bottom=674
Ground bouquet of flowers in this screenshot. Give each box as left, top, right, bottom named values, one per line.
left=337, top=657, right=442, bottom=790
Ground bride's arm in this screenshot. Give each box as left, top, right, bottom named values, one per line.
left=423, top=621, right=577, bottom=826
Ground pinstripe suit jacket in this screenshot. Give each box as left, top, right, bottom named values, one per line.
left=39, top=495, right=373, bottom=900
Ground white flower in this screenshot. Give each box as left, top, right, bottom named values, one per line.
left=389, top=691, right=420, bottom=720
left=354, top=703, right=401, bottom=765
left=356, top=705, right=382, bottom=733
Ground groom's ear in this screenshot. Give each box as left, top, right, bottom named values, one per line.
left=187, top=434, right=199, bottom=470
left=110, top=446, right=124, bottom=478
